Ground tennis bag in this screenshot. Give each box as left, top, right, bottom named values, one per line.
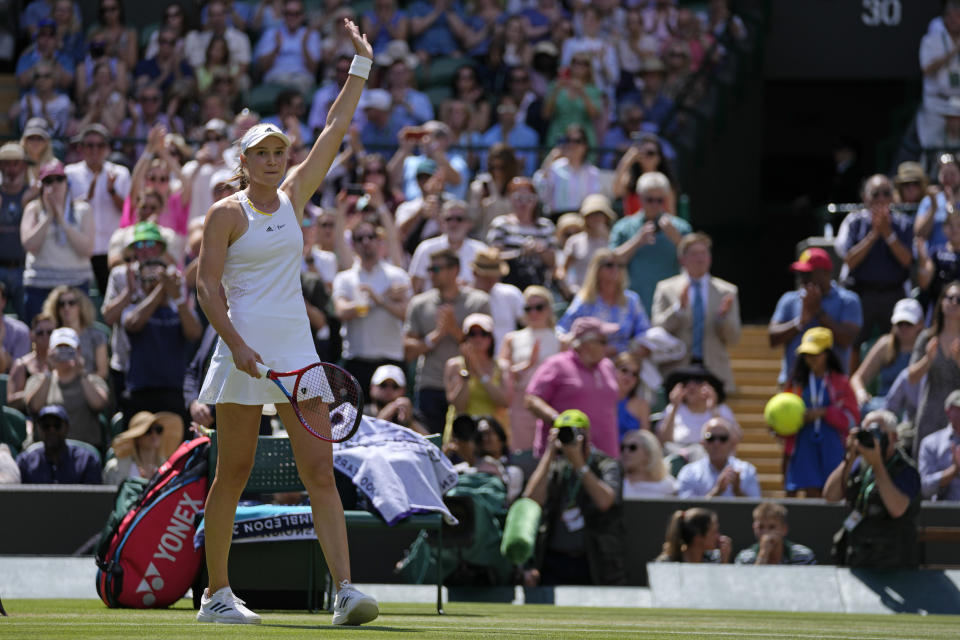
left=95, top=436, right=210, bottom=608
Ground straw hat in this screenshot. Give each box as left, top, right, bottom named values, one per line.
left=111, top=411, right=183, bottom=460
left=470, top=247, right=509, bottom=277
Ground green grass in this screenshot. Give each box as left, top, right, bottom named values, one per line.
left=0, top=600, right=957, bottom=639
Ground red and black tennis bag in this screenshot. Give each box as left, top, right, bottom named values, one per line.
left=95, top=436, right=210, bottom=608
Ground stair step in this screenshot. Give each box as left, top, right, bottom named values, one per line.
left=731, top=358, right=782, bottom=372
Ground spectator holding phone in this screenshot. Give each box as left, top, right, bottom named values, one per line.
left=24, top=328, right=109, bottom=450
left=610, top=171, right=690, bottom=315
left=21, top=161, right=95, bottom=324
left=486, top=177, right=557, bottom=291
left=534, top=123, right=603, bottom=217
left=824, top=410, right=921, bottom=568
left=41, top=286, right=108, bottom=380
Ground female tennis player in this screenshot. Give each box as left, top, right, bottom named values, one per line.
left=194, top=20, right=377, bottom=626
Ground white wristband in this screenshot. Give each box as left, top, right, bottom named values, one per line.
left=349, top=55, right=372, bottom=80
left=885, top=231, right=897, bottom=245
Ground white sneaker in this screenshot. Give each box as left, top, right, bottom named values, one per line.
left=196, top=586, right=262, bottom=624
left=332, top=581, right=379, bottom=626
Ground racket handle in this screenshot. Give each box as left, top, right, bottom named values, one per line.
left=255, top=362, right=271, bottom=378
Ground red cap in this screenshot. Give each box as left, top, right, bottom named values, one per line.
left=37, top=160, right=65, bottom=182
left=790, top=247, right=832, bottom=273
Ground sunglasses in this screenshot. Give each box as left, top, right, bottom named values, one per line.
left=38, top=419, right=66, bottom=430
left=640, top=149, right=659, bottom=157
left=511, top=193, right=537, bottom=203
left=444, top=216, right=466, bottom=224
left=427, top=264, right=451, bottom=273
left=132, top=240, right=158, bottom=250
left=642, top=196, right=665, bottom=204
left=147, top=425, right=164, bottom=435
left=318, top=221, right=335, bottom=228
left=147, top=174, right=169, bottom=182
left=566, top=138, right=587, bottom=145
left=524, top=303, right=547, bottom=313
left=353, top=233, right=377, bottom=243
left=34, top=328, right=54, bottom=336
left=703, top=432, right=730, bottom=443
left=285, top=10, right=304, bottom=16
left=84, top=141, right=108, bottom=149
left=42, top=175, right=66, bottom=185
left=618, top=366, right=639, bottom=377
left=600, top=261, right=619, bottom=269
left=58, top=298, right=78, bottom=308
left=377, top=381, right=401, bottom=390
left=467, top=329, right=491, bottom=338
left=620, top=443, right=638, bottom=452
left=141, top=95, right=162, bottom=102
left=869, top=189, right=893, bottom=199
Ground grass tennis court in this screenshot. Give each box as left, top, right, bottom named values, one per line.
left=0, top=600, right=957, bottom=639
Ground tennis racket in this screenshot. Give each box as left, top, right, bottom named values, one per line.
left=256, top=361, right=364, bottom=443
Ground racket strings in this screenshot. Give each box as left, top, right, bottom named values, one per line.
left=296, top=365, right=362, bottom=442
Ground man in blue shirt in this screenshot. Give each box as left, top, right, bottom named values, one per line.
left=918, top=389, right=960, bottom=501
left=610, top=171, right=691, bottom=314
left=481, top=95, right=540, bottom=177
left=769, top=248, right=862, bottom=384
left=834, top=174, right=913, bottom=355
left=16, top=404, right=101, bottom=484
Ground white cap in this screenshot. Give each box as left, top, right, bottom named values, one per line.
left=371, top=364, right=406, bottom=387
left=240, top=123, right=291, bottom=154
left=359, top=89, right=392, bottom=112
left=890, top=298, right=923, bottom=326
left=50, top=327, right=80, bottom=349
left=462, top=313, right=495, bottom=334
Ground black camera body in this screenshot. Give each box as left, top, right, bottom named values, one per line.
left=855, top=427, right=888, bottom=452
left=451, top=414, right=477, bottom=442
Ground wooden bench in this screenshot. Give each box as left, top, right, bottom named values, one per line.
left=202, top=434, right=445, bottom=614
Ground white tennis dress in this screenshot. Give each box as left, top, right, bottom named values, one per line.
left=199, top=190, right=317, bottom=405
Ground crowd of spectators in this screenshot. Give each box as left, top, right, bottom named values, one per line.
left=2, top=0, right=956, bottom=590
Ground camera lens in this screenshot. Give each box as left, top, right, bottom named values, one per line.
left=557, top=426, right=574, bottom=444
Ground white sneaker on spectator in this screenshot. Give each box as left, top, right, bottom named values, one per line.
left=332, top=580, right=379, bottom=626
left=196, top=586, right=262, bottom=624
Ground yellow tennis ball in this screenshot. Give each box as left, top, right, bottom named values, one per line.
left=764, top=392, right=806, bottom=436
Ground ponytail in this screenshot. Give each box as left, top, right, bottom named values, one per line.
left=230, top=164, right=249, bottom=190
left=657, top=508, right=716, bottom=562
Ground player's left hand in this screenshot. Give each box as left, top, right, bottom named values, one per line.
left=344, top=19, right=372, bottom=59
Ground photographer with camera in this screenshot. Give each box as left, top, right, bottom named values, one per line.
left=823, top=409, right=921, bottom=569
left=24, top=327, right=109, bottom=449
left=521, top=409, right=625, bottom=586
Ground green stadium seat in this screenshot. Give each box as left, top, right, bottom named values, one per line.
left=424, top=85, right=453, bottom=111
left=248, top=83, right=291, bottom=117
left=140, top=22, right=158, bottom=50
left=3, top=406, right=26, bottom=451
left=416, top=57, right=467, bottom=89
left=0, top=372, right=7, bottom=406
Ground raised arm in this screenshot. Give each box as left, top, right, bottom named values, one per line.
left=282, top=21, right=372, bottom=214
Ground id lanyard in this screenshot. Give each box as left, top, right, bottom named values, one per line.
left=808, top=372, right=826, bottom=435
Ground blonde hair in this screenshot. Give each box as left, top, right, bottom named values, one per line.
left=752, top=501, right=788, bottom=523
left=622, top=428, right=667, bottom=481
left=42, top=286, right=95, bottom=331
left=522, top=285, right=556, bottom=327
left=578, top=248, right=626, bottom=305
left=677, top=232, right=712, bottom=259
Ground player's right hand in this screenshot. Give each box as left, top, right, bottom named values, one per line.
left=232, top=343, right=264, bottom=378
